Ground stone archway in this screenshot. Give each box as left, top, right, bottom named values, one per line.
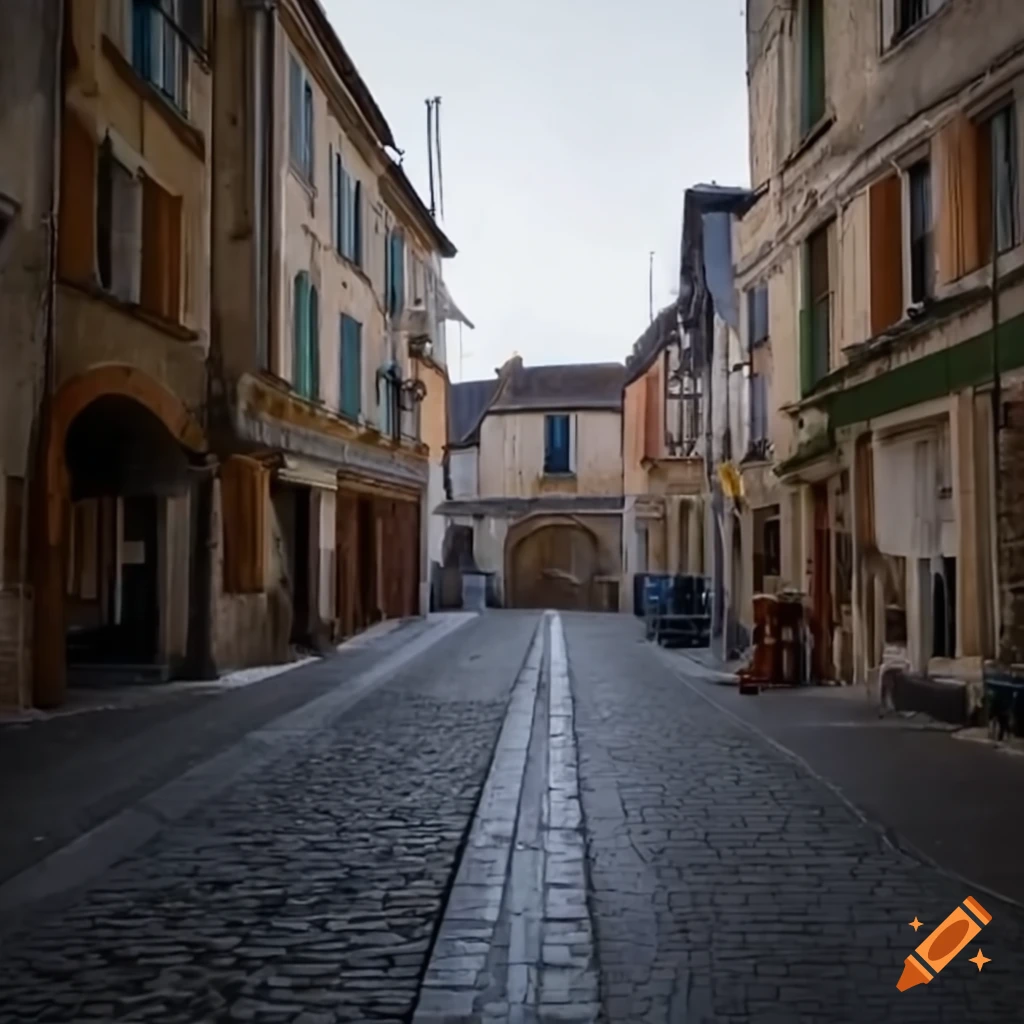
left=32, top=366, right=206, bottom=707
left=505, top=515, right=604, bottom=611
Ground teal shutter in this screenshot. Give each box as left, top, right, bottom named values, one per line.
left=302, top=82, right=314, bottom=178
left=328, top=144, right=336, bottom=249
left=308, top=285, right=319, bottom=399
left=340, top=316, right=362, bottom=418
left=802, top=0, right=826, bottom=134
left=292, top=272, right=309, bottom=395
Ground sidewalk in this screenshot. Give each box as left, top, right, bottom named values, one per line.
left=0, top=615, right=469, bottom=887
left=664, top=640, right=1024, bottom=907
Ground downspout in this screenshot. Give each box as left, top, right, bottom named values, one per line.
left=20, top=0, right=65, bottom=708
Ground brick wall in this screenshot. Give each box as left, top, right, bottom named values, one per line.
left=998, top=380, right=1024, bottom=665
left=0, top=589, right=30, bottom=709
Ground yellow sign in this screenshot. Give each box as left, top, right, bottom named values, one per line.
left=718, top=461, right=743, bottom=499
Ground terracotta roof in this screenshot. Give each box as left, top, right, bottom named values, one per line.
left=449, top=379, right=499, bottom=445
left=489, top=362, right=625, bottom=413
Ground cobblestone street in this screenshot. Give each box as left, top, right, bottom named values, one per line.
left=1, top=611, right=1023, bottom=1023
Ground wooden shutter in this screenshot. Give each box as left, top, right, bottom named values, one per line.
left=220, top=456, right=267, bottom=594
left=937, top=114, right=985, bottom=284
left=141, top=176, right=182, bottom=321
left=644, top=367, right=661, bottom=460
left=854, top=435, right=876, bottom=550
left=869, top=174, right=904, bottom=336
left=58, top=114, right=96, bottom=283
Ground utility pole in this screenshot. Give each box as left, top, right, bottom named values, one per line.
left=649, top=251, right=655, bottom=323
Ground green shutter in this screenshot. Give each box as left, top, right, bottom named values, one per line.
left=802, top=0, right=826, bottom=134
left=293, top=272, right=309, bottom=396
left=341, top=316, right=362, bottom=419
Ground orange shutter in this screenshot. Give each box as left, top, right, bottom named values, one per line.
left=220, top=457, right=267, bottom=594
left=57, top=114, right=96, bottom=284
left=937, top=115, right=986, bottom=284
left=644, top=367, right=661, bottom=461
left=141, top=176, right=183, bottom=322
left=869, top=174, right=904, bottom=336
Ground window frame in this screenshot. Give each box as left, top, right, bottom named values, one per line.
left=800, top=221, right=832, bottom=395
left=131, top=0, right=191, bottom=114
left=986, top=103, right=1020, bottom=256
left=543, top=413, right=574, bottom=476
left=291, top=271, right=319, bottom=400
left=747, top=283, right=769, bottom=350
left=339, top=313, right=363, bottom=421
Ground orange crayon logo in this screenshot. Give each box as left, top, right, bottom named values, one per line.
left=897, top=896, right=992, bottom=992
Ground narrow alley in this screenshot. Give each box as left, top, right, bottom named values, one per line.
left=1, top=611, right=1023, bottom=1023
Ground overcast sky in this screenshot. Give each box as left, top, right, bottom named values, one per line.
left=324, top=0, right=750, bottom=382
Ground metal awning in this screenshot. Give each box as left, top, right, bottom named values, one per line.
left=277, top=455, right=339, bottom=491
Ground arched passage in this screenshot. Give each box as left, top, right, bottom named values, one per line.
left=33, top=367, right=206, bottom=707
left=505, top=515, right=606, bottom=611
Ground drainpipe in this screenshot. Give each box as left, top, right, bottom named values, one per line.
left=20, top=0, right=65, bottom=708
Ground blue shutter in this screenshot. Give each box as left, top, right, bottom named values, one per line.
left=308, top=285, right=319, bottom=399
left=288, top=57, right=302, bottom=168
left=340, top=316, right=362, bottom=419
left=292, top=272, right=309, bottom=395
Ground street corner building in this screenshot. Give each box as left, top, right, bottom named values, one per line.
left=0, top=0, right=467, bottom=711
left=728, top=0, right=1024, bottom=709
left=0, top=0, right=215, bottom=709
left=436, top=358, right=625, bottom=613
left=208, top=0, right=462, bottom=669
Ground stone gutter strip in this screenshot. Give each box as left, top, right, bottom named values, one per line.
left=0, top=613, right=476, bottom=928
left=542, top=612, right=600, bottom=1020
left=413, top=616, right=544, bottom=1021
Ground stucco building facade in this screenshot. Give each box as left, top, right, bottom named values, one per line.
left=737, top=0, right=1024, bottom=702
left=438, top=358, right=625, bottom=612
left=210, top=0, right=459, bottom=669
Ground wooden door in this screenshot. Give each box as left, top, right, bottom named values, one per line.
left=335, top=490, right=359, bottom=638
left=811, top=484, right=832, bottom=681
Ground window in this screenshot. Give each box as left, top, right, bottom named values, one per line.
left=97, top=140, right=142, bottom=303
left=386, top=229, right=406, bottom=317
left=292, top=271, right=319, bottom=400
left=985, top=106, right=1020, bottom=256
left=330, top=147, right=363, bottom=266
left=340, top=315, right=362, bottom=419
left=896, top=0, right=929, bottom=38
left=749, top=373, right=769, bottom=453
left=377, top=366, right=400, bottom=438
left=289, top=55, right=314, bottom=182
left=131, top=0, right=192, bottom=111
left=747, top=284, right=769, bottom=349
left=753, top=506, right=781, bottom=594
left=800, top=223, right=831, bottom=395
left=801, top=0, right=826, bottom=135
left=220, top=456, right=268, bottom=594
left=544, top=414, right=573, bottom=475
left=908, top=158, right=933, bottom=303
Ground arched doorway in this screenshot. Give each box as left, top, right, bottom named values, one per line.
left=506, top=518, right=604, bottom=611
left=33, top=367, right=206, bottom=706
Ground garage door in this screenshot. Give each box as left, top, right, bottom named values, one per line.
left=507, top=522, right=602, bottom=611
